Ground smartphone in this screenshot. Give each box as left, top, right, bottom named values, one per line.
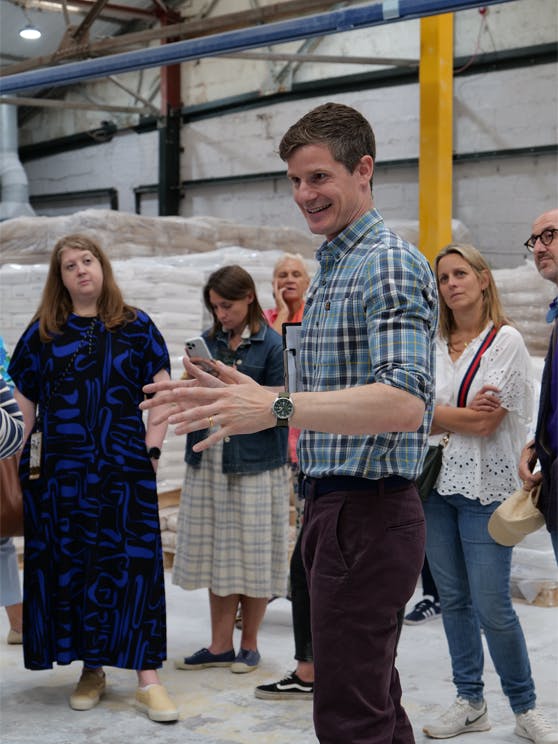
left=184, top=336, right=213, bottom=370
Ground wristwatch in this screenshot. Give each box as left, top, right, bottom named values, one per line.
left=147, top=446, right=161, bottom=460
left=271, top=392, right=295, bottom=427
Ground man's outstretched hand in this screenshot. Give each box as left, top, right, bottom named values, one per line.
left=141, top=357, right=275, bottom=450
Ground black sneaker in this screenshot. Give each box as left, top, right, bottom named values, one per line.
left=404, top=598, right=441, bottom=625
left=255, top=671, right=313, bottom=700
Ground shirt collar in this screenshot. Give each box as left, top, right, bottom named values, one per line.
left=547, top=297, right=558, bottom=323
left=216, top=324, right=265, bottom=344
left=315, top=209, right=382, bottom=263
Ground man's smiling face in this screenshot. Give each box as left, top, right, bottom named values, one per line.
left=286, top=143, right=374, bottom=241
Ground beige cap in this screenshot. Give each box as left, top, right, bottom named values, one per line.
left=488, top=485, right=545, bottom=547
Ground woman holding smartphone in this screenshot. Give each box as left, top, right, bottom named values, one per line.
left=173, top=264, right=289, bottom=674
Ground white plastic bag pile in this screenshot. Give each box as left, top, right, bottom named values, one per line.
left=1, top=211, right=556, bottom=596
left=1, top=246, right=317, bottom=491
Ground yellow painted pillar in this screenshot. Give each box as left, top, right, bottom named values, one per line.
left=418, top=13, right=454, bottom=263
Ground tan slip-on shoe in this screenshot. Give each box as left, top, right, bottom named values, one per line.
left=6, top=629, right=23, bottom=645
left=135, top=684, right=179, bottom=723
left=69, top=669, right=106, bottom=711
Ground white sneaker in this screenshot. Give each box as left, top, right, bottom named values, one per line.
left=515, top=709, right=558, bottom=744
left=423, top=697, right=491, bottom=739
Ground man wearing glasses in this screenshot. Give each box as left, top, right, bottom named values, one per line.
left=519, top=208, right=558, bottom=563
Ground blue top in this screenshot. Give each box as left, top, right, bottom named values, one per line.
left=545, top=302, right=557, bottom=456
left=0, top=335, right=24, bottom=457
left=0, top=374, right=24, bottom=458
left=186, top=322, right=288, bottom=474
left=298, top=209, right=438, bottom=480
left=0, top=334, right=15, bottom=389
left=535, top=315, right=557, bottom=531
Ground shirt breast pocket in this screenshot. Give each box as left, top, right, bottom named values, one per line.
left=319, top=294, right=367, bottom=373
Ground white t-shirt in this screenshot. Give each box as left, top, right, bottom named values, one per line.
left=433, top=324, right=534, bottom=504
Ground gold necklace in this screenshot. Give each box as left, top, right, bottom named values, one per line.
left=447, top=335, right=476, bottom=352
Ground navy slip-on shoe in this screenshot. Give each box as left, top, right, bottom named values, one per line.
left=231, top=648, right=261, bottom=674
left=175, top=647, right=235, bottom=670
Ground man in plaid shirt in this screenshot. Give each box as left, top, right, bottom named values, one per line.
left=143, top=102, right=438, bottom=744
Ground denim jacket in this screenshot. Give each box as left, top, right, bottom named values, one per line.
left=185, top=323, right=288, bottom=474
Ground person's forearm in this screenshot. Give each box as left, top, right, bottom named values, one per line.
left=518, top=441, right=540, bottom=487
left=145, top=369, right=171, bottom=450
left=140, top=377, right=425, bottom=448
left=433, top=403, right=507, bottom=437
left=291, top=384, right=424, bottom=435
left=13, top=389, right=36, bottom=446
left=271, top=311, right=288, bottom=335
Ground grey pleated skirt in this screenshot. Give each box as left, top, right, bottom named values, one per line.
left=172, top=439, right=290, bottom=598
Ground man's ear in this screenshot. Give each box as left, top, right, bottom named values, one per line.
left=356, top=155, right=374, bottom=184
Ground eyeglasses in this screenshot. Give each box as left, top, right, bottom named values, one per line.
left=524, top=228, right=558, bottom=252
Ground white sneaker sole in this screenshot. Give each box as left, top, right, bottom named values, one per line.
left=174, top=659, right=232, bottom=670
left=230, top=662, right=259, bottom=674
left=254, top=689, right=313, bottom=700
left=423, top=718, right=491, bottom=738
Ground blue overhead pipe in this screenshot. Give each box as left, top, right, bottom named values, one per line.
left=0, top=0, right=513, bottom=95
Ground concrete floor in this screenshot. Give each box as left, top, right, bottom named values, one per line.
left=1, top=572, right=557, bottom=744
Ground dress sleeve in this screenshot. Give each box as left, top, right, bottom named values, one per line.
left=481, top=326, right=533, bottom=422
left=138, top=312, right=171, bottom=383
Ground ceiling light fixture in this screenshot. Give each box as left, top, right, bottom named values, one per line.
left=19, top=23, right=42, bottom=39
left=19, top=6, right=42, bottom=40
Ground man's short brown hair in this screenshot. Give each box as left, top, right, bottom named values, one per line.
left=278, top=102, right=376, bottom=181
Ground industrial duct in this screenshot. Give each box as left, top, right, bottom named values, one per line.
left=0, top=101, right=35, bottom=221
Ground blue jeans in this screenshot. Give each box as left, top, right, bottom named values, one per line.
left=424, top=490, right=536, bottom=714
left=0, top=537, right=22, bottom=607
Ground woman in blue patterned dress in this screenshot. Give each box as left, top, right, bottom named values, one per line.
left=8, top=234, right=178, bottom=723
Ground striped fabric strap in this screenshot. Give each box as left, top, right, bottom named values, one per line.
left=457, top=326, right=498, bottom=408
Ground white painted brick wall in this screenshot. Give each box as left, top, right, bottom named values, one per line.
left=16, top=1, right=558, bottom=270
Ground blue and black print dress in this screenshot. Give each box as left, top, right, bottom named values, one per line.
left=9, top=311, right=170, bottom=671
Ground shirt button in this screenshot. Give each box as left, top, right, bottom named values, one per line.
left=224, top=436, right=231, bottom=442
left=236, top=359, right=242, bottom=366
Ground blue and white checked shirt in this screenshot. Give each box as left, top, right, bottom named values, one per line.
left=297, top=209, right=438, bottom=481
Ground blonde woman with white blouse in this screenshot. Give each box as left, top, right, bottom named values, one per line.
left=422, top=244, right=557, bottom=744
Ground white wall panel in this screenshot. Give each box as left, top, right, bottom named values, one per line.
left=454, top=63, right=557, bottom=152
left=17, top=0, right=558, bottom=270
left=181, top=83, right=420, bottom=183
left=25, top=129, right=159, bottom=215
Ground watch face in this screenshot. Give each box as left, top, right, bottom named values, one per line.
left=273, top=397, right=294, bottom=419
